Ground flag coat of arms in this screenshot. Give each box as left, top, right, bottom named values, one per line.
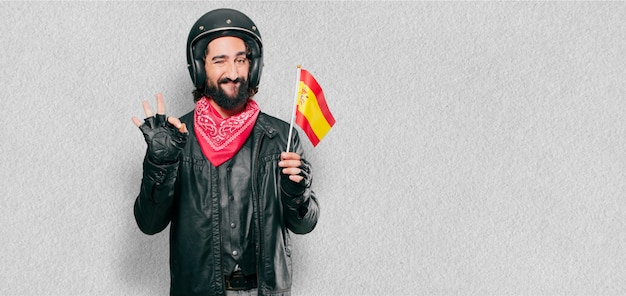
left=294, top=68, right=335, bottom=146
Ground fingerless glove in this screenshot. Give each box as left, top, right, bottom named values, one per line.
left=280, top=158, right=312, bottom=198
left=139, top=114, right=188, bottom=165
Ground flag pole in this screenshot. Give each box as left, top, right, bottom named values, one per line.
left=286, top=64, right=302, bottom=153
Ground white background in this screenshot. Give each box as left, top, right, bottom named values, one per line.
left=1, top=1, right=625, bottom=295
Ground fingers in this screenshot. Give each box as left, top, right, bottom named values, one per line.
left=168, top=116, right=188, bottom=133
left=133, top=93, right=169, bottom=128
left=282, top=164, right=304, bottom=183
left=132, top=116, right=142, bottom=127
left=279, top=160, right=301, bottom=169
left=280, top=152, right=301, bottom=161
left=282, top=166, right=302, bottom=175
left=132, top=93, right=187, bottom=135
left=289, top=174, right=304, bottom=183
left=140, top=93, right=165, bottom=118
left=132, top=101, right=154, bottom=128
left=142, top=100, right=154, bottom=118
left=280, top=152, right=302, bottom=179
left=156, top=93, right=165, bottom=115
left=279, top=152, right=302, bottom=168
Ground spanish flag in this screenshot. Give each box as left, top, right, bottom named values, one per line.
left=294, top=67, right=335, bottom=147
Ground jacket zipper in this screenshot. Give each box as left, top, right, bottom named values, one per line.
left=252, top=131, right=265, bottom=294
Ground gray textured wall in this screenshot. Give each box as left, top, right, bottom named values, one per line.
left=1, top=1, right=625, bottom=295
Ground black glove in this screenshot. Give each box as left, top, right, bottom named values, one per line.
left=281, top=158, right=312, bottom=197
left=139, top=114, right=188, bottom=165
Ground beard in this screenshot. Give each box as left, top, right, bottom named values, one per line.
left=204, top=77, right=249, bottom=110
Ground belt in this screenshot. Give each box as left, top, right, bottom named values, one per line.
left=225, top=271, right=258, bottom=291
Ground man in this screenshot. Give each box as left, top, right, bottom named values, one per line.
left=131, top=8, right=319, bottom=296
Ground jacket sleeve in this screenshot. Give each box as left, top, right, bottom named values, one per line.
left=282, top=186, right=320, bottom=234
left=133, top=156, right=179, bottom=235
left=281, top=133, right=320, bottom=234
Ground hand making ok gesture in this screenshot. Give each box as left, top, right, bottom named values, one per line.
left=132, top=93, right=189, bottom=164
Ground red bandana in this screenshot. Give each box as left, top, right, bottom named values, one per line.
left=194, top=97, right=260, bottom=167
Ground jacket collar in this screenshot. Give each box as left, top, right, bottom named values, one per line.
left=254, top=112, right=278, bottom=139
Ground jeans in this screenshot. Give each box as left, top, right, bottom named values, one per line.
left=225, top=289, right=258, bottom=296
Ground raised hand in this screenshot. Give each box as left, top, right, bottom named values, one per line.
left=132, top=93, right=189, bottom=164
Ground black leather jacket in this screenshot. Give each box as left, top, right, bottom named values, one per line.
left=134, top=111, right=319, bottom=296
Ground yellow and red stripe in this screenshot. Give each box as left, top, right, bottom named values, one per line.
left=295, top=69, right=335, bottom=146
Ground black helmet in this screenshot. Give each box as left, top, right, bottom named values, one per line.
left=186, top=8, right=263, bottom=90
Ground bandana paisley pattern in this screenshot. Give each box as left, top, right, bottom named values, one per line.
left=194, top=97, right=260, bottom=166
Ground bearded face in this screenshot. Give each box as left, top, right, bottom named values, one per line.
left=202, top=36, right=251, bottom=111
left=205, top=76, right=249, bottom=110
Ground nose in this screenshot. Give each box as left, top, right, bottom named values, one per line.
left=225, top=61, right=239, bottom=81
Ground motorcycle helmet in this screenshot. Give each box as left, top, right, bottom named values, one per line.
left=186, top=8, right=263, bottom=91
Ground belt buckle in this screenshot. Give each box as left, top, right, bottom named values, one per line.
left=226, top=272, right=248, bottom=291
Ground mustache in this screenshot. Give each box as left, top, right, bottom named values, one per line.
left=218, top=77, right=245, bottom=84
